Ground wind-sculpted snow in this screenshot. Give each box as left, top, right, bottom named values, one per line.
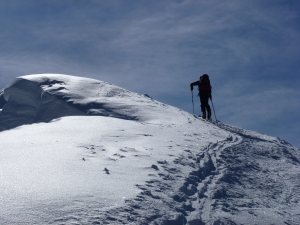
left=0, top=74, right=299, bottom=225
left=0, top=74, right=173, bottom=131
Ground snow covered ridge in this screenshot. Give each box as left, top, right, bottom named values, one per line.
left=0, top=74, right=175, bottom=131
left=0, top=74, right=300, bottom=224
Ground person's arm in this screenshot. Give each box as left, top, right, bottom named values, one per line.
left=190, top=81, right=199, bottom=90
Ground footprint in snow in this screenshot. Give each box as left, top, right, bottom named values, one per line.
left=104, top=168, right=110, bottom=174
left=151, top=165, right=159, bottom=170
left=113, top=153, right=126, bottom=158
left=119, top=147, right=138, bottom=153
left=108, top=157, right=118, bottom=161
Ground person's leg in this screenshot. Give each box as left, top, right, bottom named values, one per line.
left=207, top=105, right=211, bottom=119
left=200, top=95, right=206, bottom=118
left=202, top=94, right=211, bottom=119
left=205, top=98, right=211, bottom=119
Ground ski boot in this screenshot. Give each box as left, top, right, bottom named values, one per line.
left=207, top=111, right=211, bottom=120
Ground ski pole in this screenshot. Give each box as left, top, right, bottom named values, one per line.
left=210, top=98, right=217, bottom=121
left=191, top=90, right=194, bottom=115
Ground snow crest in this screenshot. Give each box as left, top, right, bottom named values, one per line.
left=0, top=74, right=171, bottom=131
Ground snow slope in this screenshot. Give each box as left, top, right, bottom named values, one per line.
left=0, top=74, right=299, bottom=225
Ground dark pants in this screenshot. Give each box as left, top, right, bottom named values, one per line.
left=200, top=93, right=211, bottom=115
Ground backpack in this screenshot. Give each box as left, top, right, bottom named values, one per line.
left=200, top=74, right=211, bottom=91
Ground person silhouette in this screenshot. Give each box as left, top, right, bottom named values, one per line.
left=190, top=74, right=212, bottom=119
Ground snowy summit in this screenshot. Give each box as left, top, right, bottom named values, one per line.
left=0, top=74, right=299, bottom=225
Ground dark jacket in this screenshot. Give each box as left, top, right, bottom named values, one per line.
left=190, top=76, right=211, bottom=96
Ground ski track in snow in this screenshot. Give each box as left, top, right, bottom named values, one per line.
left=94, top=120, right=300, bottom=225
left=75, top=120, right=299, bottom=225
left=0, top=74, right=300, bottom=225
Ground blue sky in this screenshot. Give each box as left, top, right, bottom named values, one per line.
left=0, top=0, right=299, bottom=148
